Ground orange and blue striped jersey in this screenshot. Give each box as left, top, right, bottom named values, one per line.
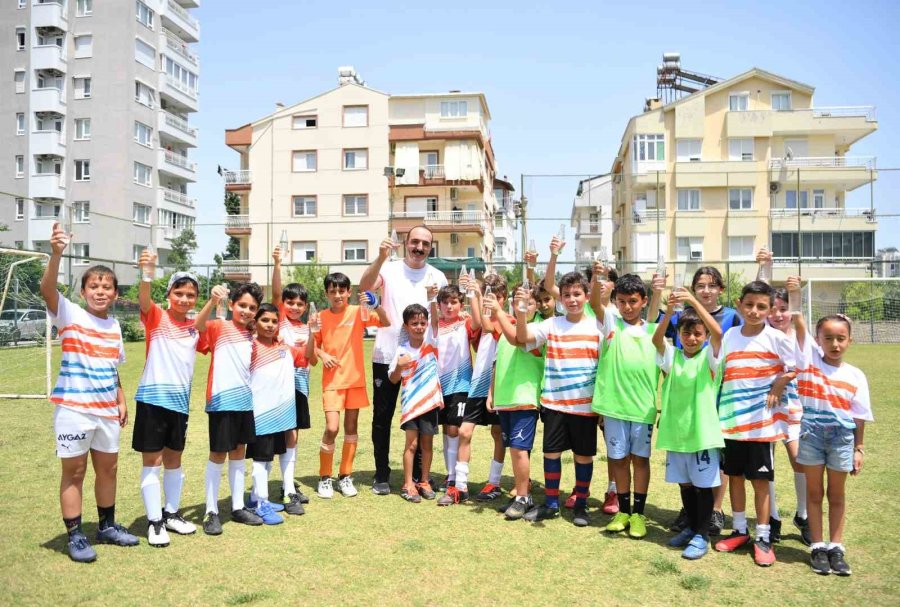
left=469, top=328, right=501, bottom=398
left=250, top=340, right=305, bottom=435
left=277, top=308, right=310, bottom=396
left=202, top=319, right=254, bottom=413
left=390, top=331, right=443, bottom=425
left=796, top=334, right=872, bottom=429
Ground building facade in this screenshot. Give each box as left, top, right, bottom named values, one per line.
left=491, top=176, right=518, bottom=271
left=875, top=247, right=900, bottom=278
left=571, top=174, right=613, bottom=263
left=0, top=0, right=199, bottom=286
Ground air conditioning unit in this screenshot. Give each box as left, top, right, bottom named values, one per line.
left=689, top=243, right=703, bottom=261
left=450, top=233, right=459, bottom=244
left=769, top=181, right=781, bottom=194
left=450, top=187, right=459, bottom=201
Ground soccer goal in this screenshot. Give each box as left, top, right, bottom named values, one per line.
left=0, top=248, right=52, bottom=399
left=803, top=277, right=900, bottom=344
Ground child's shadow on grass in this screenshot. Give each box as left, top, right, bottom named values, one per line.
left=41, top=521, right=100, bottom=556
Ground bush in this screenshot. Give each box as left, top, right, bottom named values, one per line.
left=120, top=318, right=145, bottom=342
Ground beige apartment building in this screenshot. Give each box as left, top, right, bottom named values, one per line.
left=610, top=67, right=878, bottom=282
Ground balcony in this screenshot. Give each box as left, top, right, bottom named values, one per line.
left=769, top=207, right=877, bottom=233
left=158, top=187, right=196, bottom=210
left=30, top=87, right=66, bottom=115
left=160, top=28, right=199, bottom=67
left=768, top=156, right=876, bottom=191
left=224, top=214, right=251, bottom=236
left=32, top=0, right=67, bottom=30
left=222, top=260, right=251, bottom=281
left=631, top=209, right=664, bottom=225
left=223, top=170, right=252, bottom=191
left=158, top=109, right=198, bottom=147
left=771, top=106, right=877, bottom=146
left=161, top=0, right=199, bottom=42
left=392, top=165, right=485, bottom=192
left=29, top=173, right=65, bottom=200
left=574, top=220, right=602, bottom=237
left=158, top=149, right=197, bottom=182
left=31, top=45, right=67, bottom=73
left=392, top=210, right=487, bottom=236
left=30, top=130, right=66, bottom=157
left=674, top=160, right=760, bottom=188
left=159, top=73, right=199, bottom=112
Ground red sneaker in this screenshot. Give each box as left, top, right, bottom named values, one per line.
left=753, top=539, right=777, bottom=566
left=602, top=490, right=619, bottom=515
left=715, top=531, right=751, bottom=553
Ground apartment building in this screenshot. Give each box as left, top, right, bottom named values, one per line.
left=0, top=0, right=199, bottom=286
left=570, top=174, right=613, bottom=262
left=610, top=67, right=878, bottom=281
left=492, top=176, right=518, bottom=270
left=875, top=247, right=900, bottom=278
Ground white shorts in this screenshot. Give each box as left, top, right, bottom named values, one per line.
left=665, top=450, right=722, bottom=488
left=53, top=406, right=120, bottom=458
left=603, top=416, right=653, bottom=460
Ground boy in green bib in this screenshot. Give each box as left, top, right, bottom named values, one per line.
left=590, top=270, right=658, bottom=538
left=653, top=292, right=725, bottom=560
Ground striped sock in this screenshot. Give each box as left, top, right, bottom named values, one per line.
left=573, top=461, right=593, bottom=508
left=544, top=457, right=562, bottom=509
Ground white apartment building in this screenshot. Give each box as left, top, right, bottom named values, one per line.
left=1, top=0, right=199, bottom=286
left=492, top=176, right=518, bottom=271
left=570, top=174, right=613, bottom=263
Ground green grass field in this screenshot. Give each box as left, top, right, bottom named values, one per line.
left=0, top=341, right=897, bottom=606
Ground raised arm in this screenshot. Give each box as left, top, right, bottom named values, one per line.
left=647, top=272, right=665, bottom=321
left=543, top=238, right=562, bottom=300
left=680, top=290, right=723, bottom=355
left=493, top=291, right=520, bottom=345
left=138, top=248, right=156, bottom=314
left=195, top=284, right=227, bottom=333
left=755, top=248, right=773, bottom=284
left=653, top=293, right=675, bottom=355
left=41, top=222, right=69, bottom=315
left=358, top=237, right=394, bottom=292
left=524, top=250, right=537, bottom=285
left=589, top=260, right=608, bottom=323
left=430, top=298, right=440, bottom=338
left=272, top=245, right=283, bottom=308
left=469, top=288, right=484, bottom=332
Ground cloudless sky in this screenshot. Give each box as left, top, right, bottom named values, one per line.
left=189, top=0, right=900, bottom=266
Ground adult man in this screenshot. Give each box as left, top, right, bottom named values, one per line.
left=359, top=225, right=448, bottom=495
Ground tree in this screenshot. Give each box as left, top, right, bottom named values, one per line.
left=167, top=228, right=197, bottom=272
left=290, top=262, right=330, bottom=309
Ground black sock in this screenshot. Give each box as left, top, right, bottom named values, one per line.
left=617, top=492, right=631, bottom=515
left=633, top=492, right=647, bottom=515
left=64, top=515, right=82, bottom=537
left=97, top=505, right=115, bottom=530
left=680, top=486, right=697, bottom=531
left=696, top=487, right=714, bottom=539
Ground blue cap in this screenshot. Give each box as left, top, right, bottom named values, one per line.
left=165, top=271, right=200, bottom=296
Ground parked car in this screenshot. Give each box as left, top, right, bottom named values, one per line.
left=0, top=308, right=55, bottom=344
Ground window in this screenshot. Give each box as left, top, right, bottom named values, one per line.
left=36, top=114, right=62, bottom=131
left=76, top=0, right=93, bottom=16
left=73, top=201, right=90, bottom=223
left=785, top=190, right=809, bottom=209
left=729, top=92, right=749, bottom=111
left=292, top=115, right=317, bottom=129
left=135, top=80, right=155, bottom=107
left=15, top=198, right=24, bottom=220
left=164, top=58, right=198, bottom=95
left=342, top=105, right=368, bottom=127
left=343, top=149, right=368, bottom=171
left=74, top=35, right=93, bottom=59
left=133, top=202, right=151, bottom=224
left=728, top=236, right=755, bottom=260
left=440, top=100, right=468, bottom=117
left=292, top=196, right=316, bottom=217
left=18, top=0, right=26, bottom=8
left=813, top=189, right=825, bottom=209
left=74, top=118, right=91, bottom=140
left=74, top=160, right=91, bottom=181
left=291, top=241, right=317, bottom=263
left=773, top=232, right=874, bottom=259
left=16, top=27, right=26, bottom=51
left=771, top=92, right=791, bottom=111
left=728, top=138, right=754, bottom=161
left=133, top=245, right=144, bottom=263
left=35, top=202, right=60, bottom=217
left=72, top=243, right=90, bottom=265
left=75, top=76, right=92, bottom=99
left=15, top=70, right=25, bottom=94
left=343, top=194, right=368, bottom=216
left=676, top=139, right=701, bottom=162
left=134, top=161, right=152, bottom=186
left=134, top=121, right=152, bottom=146
left=35, top=156, right=60, bottom=174
left=291, top=150, right=316, bottom=172
left=676, top=189, right=701, bottom=211
left=676, top=237, right=704, bottom=261
left=37, top=30, right=63, bottom=47
left=135, top=38, right=155, bottom=68
left=632, top=134, right=665, bottom=162
left=343, top=241, right=367, bottom=262
left=16, top=113, right=25, bottom=135
left=729, top=188, right=753, bottom=210
left=136, top=1, right=154, bottom=28
left=15, top=155, right=25, bottom=177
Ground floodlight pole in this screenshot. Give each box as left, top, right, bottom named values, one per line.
left=520, top=173, right=527, bottom=284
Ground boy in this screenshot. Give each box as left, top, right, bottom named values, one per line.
left=517, top=272, right=600, bottom=527
left=42, top=222, right=138, bottom=562
left=195, top=282, right=265, bottom=535
left=714, top=281, right=797, bottom=567
left=307, top=273, right=387, bottom=498
left=133, top=249, right=207, bottom=547
left=591, top=270, right=659, bottom=539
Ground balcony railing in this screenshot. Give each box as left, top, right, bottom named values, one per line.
left=167, top=0, right=199, bottom=30
left=810, top=106, right=877, bottom=122
left=631, top=209, right=665, bottom=224
left=165, top=74, right=198, bottom=99
left=162, top=27, right=198, bottom=65
left=423, top=165, right=444, bottom=179
left=768, top=156, right=876, bottom=170
left=394, top=210, right=486, bottom=224
left=222, top=260, right=250, bottom=274
left=162, top=188, right=196, bottom=208
left=769, top=207, right=876, bottom=221
left=225, top=214, right=250, bottom=229
left=163, top=150, right=197, bottom=172
left=223, top=170, right=252, bottom=185
left=162, top=110, right=197, bottom=137
left=576, top=220, right=601, bottom=235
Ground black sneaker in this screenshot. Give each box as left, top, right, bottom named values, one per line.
left=810, top=547, right=831, bottom=575
left=572, top=505, right=591, bottom=527
left=504, top=498, right=531, bottom=521
left=709, top=510, right=725, bottom=536
left=827, top=547, right=851, bottom=576
left=669, top=507, right=689, bottom=532
left=769, top=517, right=782, bottom=543
left=231, top=507, right=263, bottom=526
left=279, top=486, right=311, bottom=504
left=371, top=481, right=391, bottom=496
left=284, top=493, right=305, bottom=515
left=497, top=497, right=516, bottom=514
left=203, top=512, right=222, bottom=536
left=524, top=503, right=559, bottom=522
left=793, top=514, right=812, bottom=546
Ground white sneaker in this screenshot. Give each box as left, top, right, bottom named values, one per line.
left=163, top=511, right=196, bottom=535
left=338, top=476, right=358, bottom=497
left=148, top=519, right=170, bottom=548
left=317, top=477, right=334, bottom=499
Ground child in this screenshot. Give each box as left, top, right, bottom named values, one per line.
left=41, top=222, right=137, bottom=562
left=714, top=281, right=797, bottom=567
left=388, top=302, right=442, bottom=502
left=789, top=277, right=872, bottom=576
left=246, top=303, right=308, bottom=523
left=434, top=284, right=479, bottom=504
left=517, top=272, right=600, bottom=527
left=653, top=294, right=725, bottom=559
left=271, top=246, right=313, bottom=506
left=195, top=282, right=264, bottom=535
left=591, top=271, right=659, bottom=539
left=133, top=251, right=207, bottom=547
left=307, top=273, right=387, bottom=499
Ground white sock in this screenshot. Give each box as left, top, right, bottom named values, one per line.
left=488, top=459, right=504, bottom=486
left=205, top=461, right=224, bottom=515
left=827, top=542, right=844, bottom=551
left=455, top=461, right=470, bottom=490
left=163, top=467, right=184, bottom=514
left=756, top=523, right=771, bottom=542
left=446, top=436, right=459, bottom=482
left=794, top=472, right=808, bottom=519
left=769, top=480, right=781, bottom=520
left=733, top=511, right=748, bottom=534
left=442, top=434, right=450, bottom=472
left=228, top=459, right=246, bottom=512
left=140, top=466, right=162, bottom=522
left=810, top=541, right=827, bottom=550
left=607, top=480, right=617, bottom=494
left=252, top=461, right=269, bottom=502
left=280, top=447, right=297, bottom=495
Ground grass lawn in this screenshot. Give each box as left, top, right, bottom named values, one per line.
left=0, top=341, right=897, bottom=606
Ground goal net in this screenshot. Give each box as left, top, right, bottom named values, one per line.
left=0, top=249, right=52, bottom=399
left=804, top=277, right=900, bottom=344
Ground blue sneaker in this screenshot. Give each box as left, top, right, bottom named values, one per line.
left=682, top=534, right=709, bottom=560
left=245, top=494, right=284, bottom=512
left=668, top=527, right=695, bottom=548
left=67, top=531, right=97, bottom=563
left=255, top=500, right=283, bottom=526
left=96, top=523, right=139, bottom=547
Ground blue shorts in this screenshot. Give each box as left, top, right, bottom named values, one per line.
left=665, top=450, right=722, bottom=488
left=603, top=416, right=653, bottom=460
left=796, top=423, right=855, bottom=472
left=498, top=409, right=539, bottom=451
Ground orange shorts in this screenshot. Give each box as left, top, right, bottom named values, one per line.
left=322, top=387, right=370, bottom=412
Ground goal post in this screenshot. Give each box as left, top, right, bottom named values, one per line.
left=803, top=276, right=900, bottom=344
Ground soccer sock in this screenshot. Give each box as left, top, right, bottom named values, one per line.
left=488, top=459, right=504, bottom=486
left=680, top=486, right=697, bottom=532
left=827, top=542, right=844, bottom=551
left=696, top=487, right=714, bottom=539
left=280, top=447, right=297, bottom=495
left=339, top=435, right=358, bottom=477
left=543, top=457, right=562, bottom=509
left=455, top=461, right=470, bottom=491
left=442, top=434, right=449, bottom=472
left=163, top=467, right=184, bottom=515
left=63, top=515, right=82, bottom=537
left=228, top=459, right=245, bottom=512
left=251, top=460, right=269, bottom=502
left=794, top=471, right=808, bottom=519
left=319, top=442, right=335, bottom=478
left=573, top=461, right=593, bottom=508
left=769, top=480, right=781, bottom=520
left=617, top=492, right=632, bottom=515
left=205, top=460, right=223, bottom=514
left=607, top=480, right=617, bottom=494
left=810, top=541, right=827, bottom=550
left=756, top=523, right=771, bottom=543
left=97, top=504, right=115, bottom=530
left=633, top=492, right=648, bottom=515
left=732, top=510, right=748, bottom=534
left=140, top=466, right=163, bottom=522
left=446, top=436, right=459, bottom=484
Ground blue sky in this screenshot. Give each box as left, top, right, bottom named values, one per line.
left=189, top=0, right=900, bottom=265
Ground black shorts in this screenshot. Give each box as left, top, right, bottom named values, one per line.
left=246, top=431, right=287, bottom=462
left=208, top=410, right=256, bottom=454
left=722, top=439, right=774, bottom=481
left=295, top=390, right=311, bottom=430
left=462, top=396, right=500, bottom=426
left=542, top=409, right=599, bottom=457
left=132, top=401, right=188, bottom=453
left=438, top=392, right=468, bottom=427
left=400, top=408, right=440, bottom=436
